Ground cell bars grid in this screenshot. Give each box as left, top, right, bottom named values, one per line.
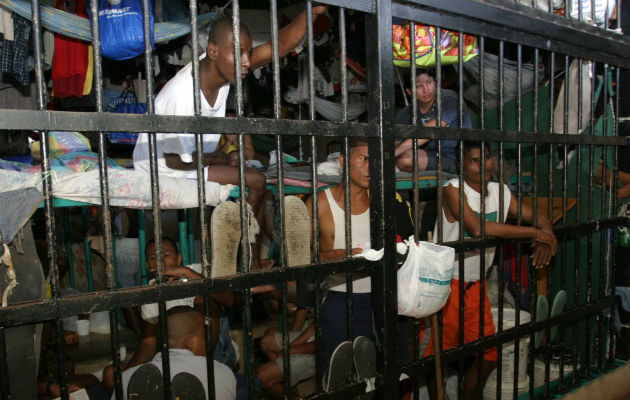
left=0, top=0, right=628, bottom=399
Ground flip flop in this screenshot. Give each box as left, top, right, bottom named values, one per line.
left=283, top=195, right=311, bottom=267
left=127, top=364, right=163, bottom=399
left=211, top=201, right=241, bottom=278
left=535, top=295, right=549, bottom=348
left=549, top=290, right=567, bottom=343
left=171, top=371, right=205, bottom=400
left=353, top=336, right=377, bottom=395
left=324, top=341, right=354, bottom=392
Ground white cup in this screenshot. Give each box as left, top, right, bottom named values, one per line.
left=76, top=319, right=90, bottom=336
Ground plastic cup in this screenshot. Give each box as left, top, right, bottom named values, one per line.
left=76, top=319, right=90, bottom=336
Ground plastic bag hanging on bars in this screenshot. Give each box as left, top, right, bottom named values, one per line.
left=397, top=236, right=455, bottom=319
left=392, top=24, right=478, bottom=68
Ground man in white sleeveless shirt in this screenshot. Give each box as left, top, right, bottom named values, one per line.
left=305, top=138, right=413, bottom=373
left=423, top=141, right=557, bottom=400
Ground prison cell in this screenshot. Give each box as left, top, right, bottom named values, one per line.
left=0, top=0, right=628, bottom=399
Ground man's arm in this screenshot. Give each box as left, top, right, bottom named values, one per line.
left=164, top=152, right=229, bottom=171
left=250, top=6, right=327, bottom=70
left=443, top=184, right=557, bottom=255
left=102, top=320, right=157, bottom=390
left=512, top=195, right=558, bottom=267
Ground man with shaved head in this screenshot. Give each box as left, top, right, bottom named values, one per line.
left=133, top=6, right=327, bottom=269
left=115, top=306, right=236, bottom=400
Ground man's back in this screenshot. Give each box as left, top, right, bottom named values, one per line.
left=117, top=348, right=236, bottom=400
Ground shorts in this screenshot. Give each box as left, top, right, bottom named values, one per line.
left=273, top=325, right=309, bottom=349
left=425, top=154, right=457, bottom=175
left=275, top=354, right=316, bottom=386
left=419, top=279, right=497, bottom=362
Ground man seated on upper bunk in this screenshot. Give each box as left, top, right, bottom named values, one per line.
left=132, top=6, right=326, bottom=269
left=394, top=68, right=472, bottom=175
left=421, top=141, right=557, bottom=400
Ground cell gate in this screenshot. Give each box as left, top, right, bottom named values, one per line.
left=0, top=0, right=628, bottom=399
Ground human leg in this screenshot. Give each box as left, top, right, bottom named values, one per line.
left=207, top=165, right=268, bottom=268
left=396, top=148, right=429, bottom=172
left=257, top=361, right=285, bottom=399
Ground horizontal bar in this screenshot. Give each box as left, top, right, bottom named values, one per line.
left=395, top=125, right=630, bottom=146
left=0, top=258, right=375, bottom=326
left=315, top=0, right=374, bottom=13
left=0, top=110, right=377, bottom=138
left=394, top=0, right=630, bottom=67
left=446, top=217, right=629, bottom=252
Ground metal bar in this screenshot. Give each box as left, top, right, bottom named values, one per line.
left=0, top=329, right=8, bottom=400
left=365, top=0, right=397, bottom=395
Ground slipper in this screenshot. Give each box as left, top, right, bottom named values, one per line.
left=127, top=364, right=163, bottom=399
left=324, top=341, right=354, bottom=392
left=171, top=371, right=205, bottom=400
left=283, top=196, right=311, bottom=267
left=211, top=201, right=241, bottom=277
left=550, top=289, right=567, bottom=343
left=353, top=336, right=377, bottom=394
left=535, top=295, right=549, bottom=348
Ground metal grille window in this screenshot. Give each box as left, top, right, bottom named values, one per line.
left=0, top=0, right=628, bottom=399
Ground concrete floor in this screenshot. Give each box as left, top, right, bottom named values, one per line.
left=65, top=327, right=139, bottom=374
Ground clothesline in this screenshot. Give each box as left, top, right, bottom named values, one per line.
left=0, top=0, right=223, bottom=44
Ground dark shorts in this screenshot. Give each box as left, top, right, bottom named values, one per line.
left=426, top=154, right=457, bottom=174
left=319, top=291, right=408, bottom=373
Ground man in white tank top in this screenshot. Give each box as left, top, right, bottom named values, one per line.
left=423, top=141, right=557, bottom=400
left=305, top=139, right=413, bottom=374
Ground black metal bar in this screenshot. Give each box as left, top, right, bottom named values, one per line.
left=0, top=328, right=8, bottom=400
left=365, top=0, right=397, bottom=395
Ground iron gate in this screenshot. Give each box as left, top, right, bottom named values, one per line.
left=0, top=0, right=628, bottom=399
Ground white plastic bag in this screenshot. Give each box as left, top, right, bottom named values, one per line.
left=397, top=237, right=455, bottom=318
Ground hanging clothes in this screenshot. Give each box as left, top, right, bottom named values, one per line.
left=51, top=0, right=88, bottom=98
left=0, top=13, right=31, bottom=86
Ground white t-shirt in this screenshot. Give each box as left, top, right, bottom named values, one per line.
left=115, top=348, right=236, bottom=400
left=132, top=55, right=230, bottom=179
left=435, top=179, right=511, bottom=282
left=140, top=263, right=203, bottom=323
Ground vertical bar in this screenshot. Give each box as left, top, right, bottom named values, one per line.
left=529, top=46, right=541, bottom=397
left=0, top=328, right=8, bottom=399
left=63, top=212, right=75, bottom=289
left=88, top=0, right=123, bottom=394
left=572, top=57, right=584, bottom=386
left=597, top=63, right=611, bottom=372
left=496, top=40, right=506, bottom=400
left=340, top=8, right=354, bottom=344
left=585, top=59, right=596, bottom=378
left=31, top=0, right=69, bottom=396
left=81, top=207, right=95, bottom=292
left=365, top=0, right=397, bottom=395
left=138, top=210, right=148, bottom=285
